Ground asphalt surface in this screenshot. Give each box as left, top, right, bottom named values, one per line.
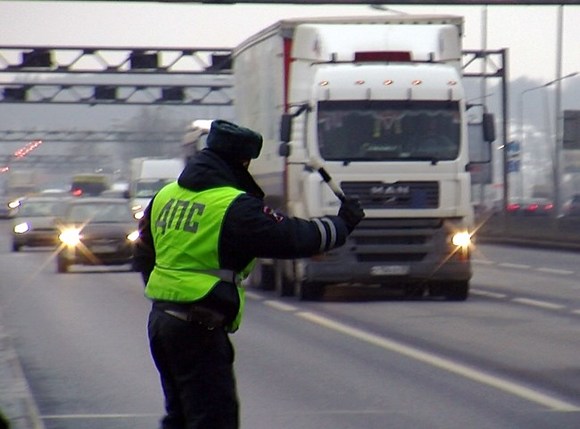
left=0, top=229, right=577, bottom=429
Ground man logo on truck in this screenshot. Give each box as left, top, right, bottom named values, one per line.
left=370, top=184, right=411, bottom=197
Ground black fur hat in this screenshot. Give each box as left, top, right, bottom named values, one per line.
left=206, top=120, right=263, bottom=160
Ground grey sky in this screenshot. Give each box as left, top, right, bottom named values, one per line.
left=0, top=1, right=579, bottom=83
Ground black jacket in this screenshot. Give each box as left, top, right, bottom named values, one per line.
left=134, top=149, right=350, bottom=317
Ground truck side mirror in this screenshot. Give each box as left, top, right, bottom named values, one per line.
left=482, top=113, right=496, bottom=143
left=280, top=113, right=292, bottom=143
left=278, top=142, right=291, bottom=157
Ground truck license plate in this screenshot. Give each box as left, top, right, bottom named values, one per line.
left=371, top=265, right=409, bottom=276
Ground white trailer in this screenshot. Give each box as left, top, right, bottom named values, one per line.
left=233, top=15, right=494, bottom=300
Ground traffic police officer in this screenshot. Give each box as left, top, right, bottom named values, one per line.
left=134, top=119, right=364, bottom=429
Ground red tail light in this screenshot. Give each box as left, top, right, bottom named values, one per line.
left=506, top=203, right=520, bottom=212
left=526, top=204, right=539, bottom=212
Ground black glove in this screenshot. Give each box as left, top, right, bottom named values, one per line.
left=338, top=197, right=365, bottom=233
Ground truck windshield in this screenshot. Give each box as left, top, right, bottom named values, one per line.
left=317, top=100, right=461, bottom=162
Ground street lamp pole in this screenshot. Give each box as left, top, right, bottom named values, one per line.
left=519, top=86, right=544, bottom=198
left=517, top=71, right=578, bottom=208
left=554, top=5, right=564, bottom=217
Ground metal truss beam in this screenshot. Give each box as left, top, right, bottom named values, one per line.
left=0, top=45, right=233, bottom=105
left=0, top=130, right=183, bottom=143
left=0, top=46, right=233, bottom=75
left=0, top=81, right=233, bottom=105
left=1, top=154, right=113, bottom=168
left=462, top=49, right=507, bottom=78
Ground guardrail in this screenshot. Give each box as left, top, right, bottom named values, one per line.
left=474, top=212, right=580, bottom=251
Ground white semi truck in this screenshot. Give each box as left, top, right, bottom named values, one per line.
left=128, top=157, right=185, bottom=219
left=233, top=15, right=494, bottom=300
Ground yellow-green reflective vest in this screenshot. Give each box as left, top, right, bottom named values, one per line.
left=144, top=182, right=253, bottom=332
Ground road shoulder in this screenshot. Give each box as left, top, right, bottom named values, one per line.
left=0, top=308, right=45, bottom=429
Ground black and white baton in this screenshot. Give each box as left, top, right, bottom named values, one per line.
left=309, top=158, right=346, bottom=203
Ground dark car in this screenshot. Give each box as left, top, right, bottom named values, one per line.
left=55, top=198, right=139, bottom=273
left=563, top=194, right=580, bottom=217
left=10, top=196, right=66, bottom=251
left=506, top=197, right=554, bottom=216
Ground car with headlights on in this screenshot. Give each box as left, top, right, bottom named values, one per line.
left=55, top=197, right=139, bottom=273
left=1, top=194, right=25, bottom=219
left=11, top=196, right=66, bottom=251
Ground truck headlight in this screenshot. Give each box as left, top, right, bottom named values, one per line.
left=8, top=199, right=21, bottom=209
left=59, top=228, right=82, bottom=246
left=452, top=231, right=471, bottom=248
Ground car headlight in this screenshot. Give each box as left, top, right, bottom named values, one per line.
left=13, top=222, right=30, bottom=234
left=8, top=199, right=21, bottom=209
left=127, top=230, right=139, bottom=242
left=59, top=228, right=82, bottom=246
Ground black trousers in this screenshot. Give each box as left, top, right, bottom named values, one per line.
left=148, top=306, right=239, bottom=429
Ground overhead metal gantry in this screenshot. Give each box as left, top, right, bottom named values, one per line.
left=1, top=45, right=507, bottom=105
left=0, top=46, right=234, bottom=105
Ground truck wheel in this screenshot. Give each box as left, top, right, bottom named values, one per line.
left=444, top=281, right=469, bottom=301
left=405, top=284, right=425, bottom=298
left=297, top=281, right=325, bottom=301
left=274, top=261, right=294, bottom=297
left=247, top=261, right=274, bottom=290
left=56, top=256, right=69, bottom=273
left=260, top=263, right=275, bottom=290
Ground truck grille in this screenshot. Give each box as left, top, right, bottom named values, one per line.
left=349, top=217, right=444, bottom=263
left=341, top=181, right=439, bottom=209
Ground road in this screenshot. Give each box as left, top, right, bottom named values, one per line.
left=0, top=220, right=579, bottom=429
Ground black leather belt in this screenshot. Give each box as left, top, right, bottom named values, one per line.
left=154, top=302, right=225, bottom=330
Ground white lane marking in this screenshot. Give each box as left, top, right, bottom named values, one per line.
left=572, top=309, right=580, bottom=315
left=512, top=298, right=565, bottom=310
left=499, top=262, right=530, bottom=270
left=471, top=289, right=507, bottom=299
left=475, top=259, right=576, bottom=276
left=264, top=300, right=298, bottom=312
left=472, top=259, right=495, bottom=265
left=42, top=413, right=160, bottom=419
left=296, top=311, right=579, bottom=412
left=535, top=267, right=574, bottom=275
